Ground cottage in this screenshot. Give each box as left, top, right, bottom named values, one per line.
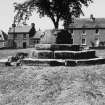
left=66, top=16, right=105, bottom=47
left=29, top=31, right=44, bottom=47
left=8, top=23, right=36, bottom=48
left=0, top=30, right=8, bottom=48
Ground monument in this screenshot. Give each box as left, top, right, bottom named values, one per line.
left=22, top=29, right=105, bottom=66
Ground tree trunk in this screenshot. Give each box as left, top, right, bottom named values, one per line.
left=50, top=16, right=59, bottom=29
left=54, top=21, right=59, bottom=29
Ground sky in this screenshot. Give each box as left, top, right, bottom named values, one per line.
left=0, top=0, right=105, bottom=33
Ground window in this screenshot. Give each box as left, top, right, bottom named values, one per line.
left=82, top=29, right=86, bottom=35
left=13, top=34, right=17, bottom=39
left=82, top=38, right=86, bottom=45
left=34, top=39, right=39, bottom=44
left=23, top=34, right=26, bottom=38
left=82, top=30, right=86, bottom=36
left=36, top=40, right=39, bottom=43
left=96, top=29, right=99, bottom=34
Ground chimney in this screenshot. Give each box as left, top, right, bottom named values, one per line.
left=90, top=14, right=95, bottom=22
left=31, top=23, right=35, bottom=28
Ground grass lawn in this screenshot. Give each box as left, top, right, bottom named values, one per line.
left=0, top=65, right=105, bottom=105
left=0, top=48, right=105, bottom=105
left=0, top=48, right=35, bottom=59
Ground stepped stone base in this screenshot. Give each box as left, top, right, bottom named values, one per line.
left=22, top=58, right=65, bottom=66
left=35, top=44, right=80, bottom=51
left=54, top=50, right=96, bottom=59
left=22, top=57, right=105, bottom=66
left=30, top=50, right=53, bottom=59
left=30, top=49, right=96, bottom=59
left=23, top=44, right=105, bottom=66
left=66, top=57, right=105, bottom=66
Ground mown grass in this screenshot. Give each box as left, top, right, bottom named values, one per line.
left=0, top=48, right=35, bottom=59
left=0, top=65, right=105, bottom=105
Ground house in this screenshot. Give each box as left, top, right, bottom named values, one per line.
left=0, top=30, right=8, bottom=48
left=29, top=31, right=44, bottom=47
left=8, top=23, right=36, bottom=48
left=65, top=15, right=105, bottom=47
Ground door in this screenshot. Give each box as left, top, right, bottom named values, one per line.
left=23, top=42, right=27, bottom=48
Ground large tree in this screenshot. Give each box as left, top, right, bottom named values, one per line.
left=14, top=0, right=93, bottom=29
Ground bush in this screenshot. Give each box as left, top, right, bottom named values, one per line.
left=56, top=30, right=73, bottom=44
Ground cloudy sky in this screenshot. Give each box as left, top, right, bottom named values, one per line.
left=0, top=0, right=105, bottom=32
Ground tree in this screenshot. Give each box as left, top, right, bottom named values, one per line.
left=14, top=0, right=93, bottom=29
left=56, top=30, right=73, bottom=44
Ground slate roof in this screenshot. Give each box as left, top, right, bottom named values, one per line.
left=8, top=26, right=32, bottom=33
left=69, top=18, right=105, bottom=29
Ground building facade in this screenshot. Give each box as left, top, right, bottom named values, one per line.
left=66, top=17, right=105, bottom=47
left=8, top=23, right=36, bottom=48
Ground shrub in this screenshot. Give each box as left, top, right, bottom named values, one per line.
left=56, top=30, right=73, bottom=44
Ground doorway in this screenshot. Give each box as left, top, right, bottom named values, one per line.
left=23, top=42, right=27, bottom=48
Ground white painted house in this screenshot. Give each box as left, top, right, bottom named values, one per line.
left=0, top=30, right=8, bottom=48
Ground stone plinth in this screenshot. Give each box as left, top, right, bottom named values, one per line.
left=35, top=44, right=80, bottom=51
left=30, top=50, right=53, bottom=59
left=54, top=50, right=96, bottom=59
left=32, top=44, right=96, bottom=59
left=22, top=44, right=105, bottom=66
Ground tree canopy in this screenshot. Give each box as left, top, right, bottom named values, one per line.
left=14, top=0, right=93, bottom=29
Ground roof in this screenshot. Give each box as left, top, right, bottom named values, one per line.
left=33, top=31, right=44, bottom=39
left=69, top=18, right=105, bottom=29
left=0, top=30, right=8, bottom=41
left=8, top=25, right=32, bottom=33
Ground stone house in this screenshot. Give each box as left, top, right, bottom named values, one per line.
left=0, top=30, right=8, bottom=48
left=8, top=23, right=36, bottom=48
left=40, top=16, right=105, bottom=47
left=29, top=31, right=44, bottom=47
left=66, top=16, right=105, bottom=47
